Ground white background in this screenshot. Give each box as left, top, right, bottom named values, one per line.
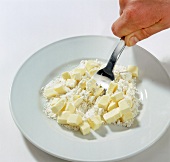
left=0, top=0, right=169, bottom=162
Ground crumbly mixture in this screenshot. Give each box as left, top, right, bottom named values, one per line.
left=41, top=60, right=141, bottom=135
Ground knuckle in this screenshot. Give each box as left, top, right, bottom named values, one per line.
left=124, top=8, right=136, bottom=22
left=141, top=28, right=151, bottom=38
left=119, top=0, right=125, bottom=5
left=111, top=25, right=119, bottom=36
left=119, top=0, right=128, bottom=7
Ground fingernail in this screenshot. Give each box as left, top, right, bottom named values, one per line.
left=129, top=36, right=139, bottom=46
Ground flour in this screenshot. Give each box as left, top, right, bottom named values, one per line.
left=42, top=60, right=141, bottom=133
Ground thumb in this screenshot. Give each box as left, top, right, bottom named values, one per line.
left=125, top=22, right=166, bottom=46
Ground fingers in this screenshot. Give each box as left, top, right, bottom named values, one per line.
left=125, top=22, right=166, bottom=46
left=119, top=0, right=128, bottom=11
left=119, top=9, right=123, bottom=15
left=112, top=9, right=139, bottom=38
left=119, top=0, right=128, bottom=16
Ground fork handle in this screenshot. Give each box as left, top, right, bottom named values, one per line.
left=105, top=37, right=125, bottom=72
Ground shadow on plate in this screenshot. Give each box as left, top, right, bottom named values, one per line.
left=22, top=136, right=65, bottom=162
left=73, top=130, right=97, bottom=140
left=95, top=124, right=108, bottom=137
left=108, top=119, right=140, bottom=132
left=22, top=128, right=170, bottom=162
left=132, top=46, right=170, bottom=90
left=161, top=60, right=170, bottom=77
left=59, top=124, right=97, bottom=140
left=60, top=121, right=139, bottom=140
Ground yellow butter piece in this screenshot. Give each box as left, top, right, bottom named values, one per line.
left=107, top=101, right=117, bottom=111
left=119, top=106, right=131, bottom=115
left=121, top=111, right=133, bottom=122
left=98, top=95, right=110, bottom=110
left=85, top=60, right=99, bottom=71
left=118, top=99, right=130, bottom=109
left=120, top=71, right=132, bottom=81
left=62, top=72, right=71, bottom=80
left=88, top=96, right=95, bottom=103
left=95, top=96, right=101, bottom=105
left=127, top=65, right=138, bottom=77
left=86, top=79, right=97, bottom=92
left=66, top=79, right=77, bottom=88
left=44, top=88, right=57, bottom=99
left=67, top=114, right=82, bottom=126
left=118, top=99, right=132, bottom=115
left=74, top=68, right=86, bottom=76
left=89, top=68, right=98, bottom=76
left=111, top=92, right=124, bottom=102
left=71, top=72, right=82, bottom=81
left=126, top=98, right=133, bottom=108
left=51, top=99, right=65, bottom=115
left=80, top=122, right=90, bottom=135
left=106, top=82, right=118, bottom=95
left=88, top=115, right=102, bottom=130
left=121, top=98, right=133, bottom=108
left=103, top=108, right=121, bottom=124
left=74, top=97, right=83, bottom=107
left=78, top=80, right=86, bottom=89
left=65, top=102, right=75, bottom=113
left=57, top=111, right=71, bottom=124
left=73, top=95, right=80, bottom=101
left=54, top=84, right=67, bottom=94
left=50, top=98, right=60, bottom=106
left=94, top=87, right=104, bottom=97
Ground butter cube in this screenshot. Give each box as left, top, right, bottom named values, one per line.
left=89, top=68, right=98, bottom=76
left=107, top=101, right=117, bottom=111
left=88, top=115, right=102, bottom=130
left=54, top=84, right=67, bottom=94
left=66, top=79, right=77, bottom=88
left=106, top=82, right=118, bottom=95
left=121, top=111, right=133, bottom=122
left=62, top=72, right=71, bottom=80
left=86, top=79, right=97, bottom=92
left=118, top=99, right=130, bottom=109
left=71, top=72, right=82, bottom=81
left=111, top=92, right=124, bottom=102
left=65, top=103, right=75, bottom=113
left=80, top=122, right=90, bottom=135
left=120, top=72, right=132, bottom=81
left=95, top=96, right=101, bottom=105
left=98, top=95, right=110, bottom=110
left=85, top=60, right=99, bottom=71
left=127, top=65, right=138, bottom=77
left=50, top=98, right=60, bottom=106
left=73, top=95, right=80, bottom=101
left=119, top=106, right=131, bottom=115
left=88, top=96, right=95, bottom=103
left=44, top=88, right=57, bottom=99
left=103, top=108, right=121, bottom=124
left=57, top=111, right=71, bottom=124
left=126, top=98, right=133, bottom=108
left=67, top=114, right=82, bottom=126
left=74, top=68, right=85, bottom=76
left=74, top=97, right=83, bottom=107
left=78, top=80, right=86, bottom=89
left=118, top=99, right=132, bottom=115
left=120, top=98, right=132, bottom=108
left=94, top=87, right=104, bottom=97
left=51, top=99, right=65, bottom=115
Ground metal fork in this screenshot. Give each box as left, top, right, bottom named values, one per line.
left=93, top=37, right=125, bottom=90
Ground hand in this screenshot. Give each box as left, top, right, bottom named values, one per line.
left=112, top=0, right=170, bottom=46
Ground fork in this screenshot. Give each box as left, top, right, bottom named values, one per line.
left=93, top=37, right=126, bottom=90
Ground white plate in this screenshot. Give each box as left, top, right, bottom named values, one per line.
left=10, top=36, right=170, bottom=162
